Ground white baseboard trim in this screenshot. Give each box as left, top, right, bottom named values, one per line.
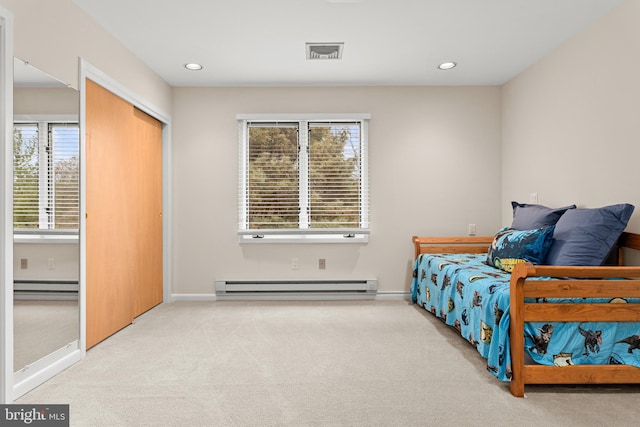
left=171, top=293, right=217, bottom=302
left=375, top=291, right=411, bottom=301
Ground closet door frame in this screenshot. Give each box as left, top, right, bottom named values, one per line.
left=78, top=59, right=172, bottom=355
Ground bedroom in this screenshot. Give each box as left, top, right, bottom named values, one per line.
left=1, top=0, right=640, bottom=418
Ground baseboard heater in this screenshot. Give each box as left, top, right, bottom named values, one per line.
left=214, top=279, right=377, bottom=300
left=13, top=280, right=79, bottom=301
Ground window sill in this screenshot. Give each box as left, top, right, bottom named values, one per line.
left=238, top=233, right=369, bottom=244
left=14, top=234, right=79, bottom=244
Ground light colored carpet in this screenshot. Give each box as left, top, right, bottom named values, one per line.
left=16, top=300, right=640, bottom=426
left=13, top=300, right=79, bottom=371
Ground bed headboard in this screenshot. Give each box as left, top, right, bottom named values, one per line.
left=412, top=236, right=493, bottom=259
left=617, top=232, right=640, bottom=250
left=412, top=232, right=640, bottom=264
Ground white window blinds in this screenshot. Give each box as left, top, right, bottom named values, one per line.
left=238, top=115, right=370, bottom=242
left=13, top=123, right=40, bottom=229
left=246, top=122, right=300, bottom=229
left=308, top=122, right=365, bottom=229
left=13, top=122, right=80, bottom=231
left=51, top=123, right=80, bottom=230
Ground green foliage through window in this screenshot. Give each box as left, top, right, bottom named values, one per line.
left=13, top=122, right=79, bottom=231
left=309, top=124, right=361, bottom=228
left=241, top=118, right=368, bottom=234
left=13, top=124, right=40, bottom=229
left=248, top=126, right=299, bottom=228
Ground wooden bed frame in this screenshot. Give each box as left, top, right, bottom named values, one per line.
left=412, top=232, right=640, bottom=397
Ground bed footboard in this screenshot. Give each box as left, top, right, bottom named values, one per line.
left=509, top=263, right=640, bottom=397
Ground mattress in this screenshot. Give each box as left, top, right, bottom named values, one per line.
left=411, top=253, right=640, bottom=381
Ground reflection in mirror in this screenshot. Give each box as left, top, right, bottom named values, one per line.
left=12, top=58, right=80, bottom=373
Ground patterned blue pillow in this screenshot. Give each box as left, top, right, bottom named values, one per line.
left=487, top=226, right=556, bottom=272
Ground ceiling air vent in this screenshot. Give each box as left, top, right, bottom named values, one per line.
left=306, top=42, right=344, bottom=60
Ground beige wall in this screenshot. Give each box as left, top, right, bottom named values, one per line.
left=501, top=0, right=640, bottom=231
left=0, top=0, right=171, bottom=114
left=8, top=0, right=636, bottom=295
left=14, top=243, right=78, bottom=281
left=171, top=86, right=502, bottom=294
left=14, top=87, right=79, bottom=116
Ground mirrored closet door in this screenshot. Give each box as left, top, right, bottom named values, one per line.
left=12, top=58, right=80, bottom=375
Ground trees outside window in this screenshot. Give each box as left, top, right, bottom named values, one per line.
left=13, top=122, right=79, bottom=231
left=238, top=116, right=369, bottom=242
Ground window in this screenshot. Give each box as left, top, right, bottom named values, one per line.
left=13, top=121, right=80, bottom=232
left=238, top=114, right=370, bottom=243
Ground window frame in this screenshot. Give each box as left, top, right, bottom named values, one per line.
left=237, top=113, right=370, bottom=244
left=13, top=114, right=79, bottom=241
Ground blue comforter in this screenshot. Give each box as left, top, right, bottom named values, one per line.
left=411, top=253, right=640, bottom=381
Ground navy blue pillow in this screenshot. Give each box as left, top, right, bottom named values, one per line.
left=545, top=203, right=635, bottom=266
left=511, top=201, right=576, bottom=230
left=487, top=226, right=556, bottom=272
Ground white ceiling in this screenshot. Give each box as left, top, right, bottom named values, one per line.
left=72, top=0, right=624, bottom=87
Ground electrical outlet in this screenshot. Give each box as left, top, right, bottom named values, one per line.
left=468, top=224, right=476, bottom=236
left=20, top=258, right=28, bottom=269
left=530, top=192, right=539, bottom=204
left=291, top=257, right=299, bottom=270
left=319, top=258, right=326, bottom=270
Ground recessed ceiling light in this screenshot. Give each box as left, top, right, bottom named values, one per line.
left=438, top=62, right=457, bottom=70
left=184, top=63, right=203, bottom=71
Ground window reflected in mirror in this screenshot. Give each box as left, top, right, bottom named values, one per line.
left=12, top=58, right=80, bottom=373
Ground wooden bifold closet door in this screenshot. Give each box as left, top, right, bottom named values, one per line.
left=85, top=79, right=163, bottom=349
